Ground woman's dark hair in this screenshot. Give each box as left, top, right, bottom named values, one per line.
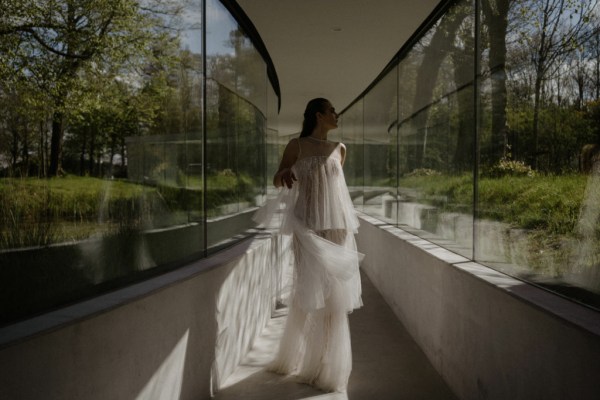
left=300, top=98, right=330, bottom=137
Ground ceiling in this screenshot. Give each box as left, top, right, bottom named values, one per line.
left=236, top=0, right=441, bottom=136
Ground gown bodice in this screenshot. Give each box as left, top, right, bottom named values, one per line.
left=290, top=143, right=359, bottom=233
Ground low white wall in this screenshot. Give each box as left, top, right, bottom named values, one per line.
left=356, top=213, right=600, bottom=400
left=0, top=232, right=279, bottom=400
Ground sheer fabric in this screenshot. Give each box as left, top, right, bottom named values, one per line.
left=255, top=138, right=363, bottom=392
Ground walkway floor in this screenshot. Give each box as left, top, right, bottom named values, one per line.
left=214, top=272, right=458, bottom=400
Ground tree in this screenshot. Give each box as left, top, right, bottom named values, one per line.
left=0, top=0, right=178, bottom=176
left=450, top=11, right=478, bottom=171
left=512, top=0, right=598, bottom=168
left=482, top=0, right=513, bottom=162
left=410, top=5, right=469, bottom=169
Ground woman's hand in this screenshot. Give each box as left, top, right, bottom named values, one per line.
left=277, top=168, right=297, bottom=189
left=273, top=138, right=300, bottom=188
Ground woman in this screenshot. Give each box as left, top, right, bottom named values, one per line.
left=266, top=98, right=363, bottom=393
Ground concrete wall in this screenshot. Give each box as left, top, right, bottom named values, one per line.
left=356, top=213, right=600, bottom=400
left=0, top=232, right=279, bottom=400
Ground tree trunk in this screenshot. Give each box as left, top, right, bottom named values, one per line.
left=109, top=136, right=116, bottom=177
left=576, top=70, right=584, bottom=110
left=22, top=123, right=30, bottom=177
left=411, top=7, right=468, bottom=169
left=89, top=125, right=96, bottom=176
left=532, top=73, right=542, bottom=169
left=48, top=111, right=64, bottom=177
left=80, top=126, right=88, bottom=176
left=482, top=0, right=510, bottom=162
left=121, top=136, right=127, bottom=178
left=10, top=125, right=19, bottom=173
left=451, top=23, right=476, bottom=171
left=39, top=120, right=46, bottom=178
left=596, top=34, right=600, bottom=101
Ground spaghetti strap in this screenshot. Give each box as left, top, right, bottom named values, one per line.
left=295, top=137, right=302, bottom=158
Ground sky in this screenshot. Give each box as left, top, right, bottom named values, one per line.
left=179, top=0, right=237, bottom=56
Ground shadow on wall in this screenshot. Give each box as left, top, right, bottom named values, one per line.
left=211, top=231, right=280, bottom=392
left=0, top=230, right=280, bottom=400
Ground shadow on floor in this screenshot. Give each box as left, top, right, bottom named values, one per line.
left=213, top=272, right=457, bottom=400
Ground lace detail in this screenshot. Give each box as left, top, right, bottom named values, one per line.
left=291, top=148, right=359, bottom=234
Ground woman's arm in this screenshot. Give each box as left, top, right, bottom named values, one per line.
left=273, top=138, right=300, bottom=188
left=340, top=143, right=347, bottom=167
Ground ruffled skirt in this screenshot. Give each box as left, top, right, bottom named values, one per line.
left=256, top=189, right=363, bottom=392
left=268, top=228, right=362, bottom=392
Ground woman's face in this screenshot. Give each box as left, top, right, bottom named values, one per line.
left=319, top=102, right=338, bottom=129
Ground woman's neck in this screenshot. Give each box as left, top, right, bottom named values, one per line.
left=310, top=126, right=328, bottom=141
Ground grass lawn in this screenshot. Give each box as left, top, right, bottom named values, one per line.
left=0, top=173, right=257, bottom=249
left=398, top=173, right=588, bottom=235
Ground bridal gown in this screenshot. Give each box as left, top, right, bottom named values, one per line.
left=256, top=138, right=363, bottom=392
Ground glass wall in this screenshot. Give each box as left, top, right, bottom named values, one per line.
left=362, top=69, right=398, bottom=223
left=342, top=99, right=365, bottom=211
left=342, top=0, right=600, bottom=310
left=205, top=0, right=268, bottom=249
left=0, top=0, right=277, bottom=324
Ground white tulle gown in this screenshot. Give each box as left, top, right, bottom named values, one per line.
left=255, top=138, right=363, bottom=393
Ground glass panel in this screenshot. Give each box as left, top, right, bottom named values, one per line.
left=396, top=1, right=475, bottom=258
left=341, top=100, right=364, bottom=211
left=476, top=0, right=600, bottom=309
left=363, top=68, right=398, bottom=223
left=0, top=0, right=278, bottom=324
left=237, top=97, right=266, bottom=211
left=266, top=85, right=280, bottom=199
left=206, top=0, right=267, bottom=250
left=0, top=0, right=205, bottom=324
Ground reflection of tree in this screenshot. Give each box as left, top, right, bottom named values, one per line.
left=411, top=8, right=467, bottom=169
left=573, top=145, right=600, bottom=289
left=404, top=0, right=599, bottom=175
left=451, top=12, right=477, bottom=171
left=482, top=0, right=512, bottom=162
left=0, top=81, right=48, bottom=177
left=206, top=27, right=267, bottom=201
left=0, top=0, right=181, bottom=177
left=511, top=0, right=597, bottom=168
left=593, top=30, right=600, bottom=101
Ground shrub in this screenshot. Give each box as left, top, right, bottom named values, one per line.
left=404, top=168, right=442, bottom=177
left=486, top=158, right=536, bottom=178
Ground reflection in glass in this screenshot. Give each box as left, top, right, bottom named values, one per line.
left=363, top=69, right=398, bottom=223
left=347, top=0, right=600, bottom=308
left=341, top=100, right=364, bottom=211
left=393, top=2, right=475, bottom=258
left=475, top=0, right=600, bottom=308
left=205, top=0, right=267, bottom=249
left=0, top=0, right=275, bottom=324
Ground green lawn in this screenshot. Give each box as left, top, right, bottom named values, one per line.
left=399, top=173, right=588, bottom=235
left=0, top=173, right=257, bottom=249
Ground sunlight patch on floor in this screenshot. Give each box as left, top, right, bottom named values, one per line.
left=135, top=330, right=189, bottom=400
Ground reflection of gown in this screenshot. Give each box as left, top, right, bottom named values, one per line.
left=256, top=140, right=363, bottom=392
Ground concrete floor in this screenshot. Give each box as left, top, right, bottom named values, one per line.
left=213, top=272, right=458, bottom=400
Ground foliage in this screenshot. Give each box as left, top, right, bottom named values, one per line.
left=0, top=176, right=152, bottom=248
left=0, top=172, right=257, bottom=249
left=399, top=173, right=586, bottom=235
left=404, top=168, right=442, bottom=177
left=485, top=157, right=536, bottom=177
left=478, top=174, right=585, bottom=233
left=0, top=0, right=182, bottom=176
left=585, top=100, right=600, bottom=142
